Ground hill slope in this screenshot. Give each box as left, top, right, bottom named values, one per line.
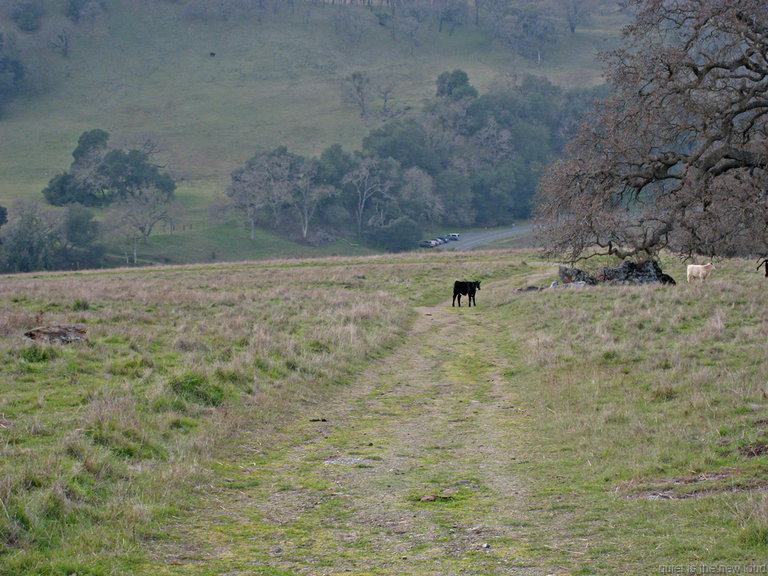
left=0, top=1, right=625, bottom=261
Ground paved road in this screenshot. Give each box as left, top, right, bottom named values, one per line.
left=435, top=224, right=534, bottom=250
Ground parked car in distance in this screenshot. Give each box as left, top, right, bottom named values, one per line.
left=419, top=234, right=460, bottom=248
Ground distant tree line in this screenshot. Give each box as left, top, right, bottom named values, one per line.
left=226, top=70, right=604, bottom=251
left=330, top=0, right=602, bottom=61
left=180, top=0, right=604, bottom=61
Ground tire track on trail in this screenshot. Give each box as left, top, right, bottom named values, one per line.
left=153, top=295, right=550, bottom=575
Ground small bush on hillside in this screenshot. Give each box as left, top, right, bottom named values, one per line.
left=18, top=345, right=57, bottom=363
left=12, top=2, right=44, bottom=32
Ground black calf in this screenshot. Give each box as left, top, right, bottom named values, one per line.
left=452, top=280, right=481, bottom=307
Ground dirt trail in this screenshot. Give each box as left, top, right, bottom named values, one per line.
left=158, top=292, right=550, bottom=575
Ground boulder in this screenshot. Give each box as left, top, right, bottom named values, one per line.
left=596, top=259, right=675, bottom=285
left=558, top=266, right=597, bottom=285
left=24, top=325, right=87, bottom=343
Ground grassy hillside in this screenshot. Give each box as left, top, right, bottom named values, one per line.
left=0, top=1, right=624, bottom=262
left=1, top=251, right=768, bottom=574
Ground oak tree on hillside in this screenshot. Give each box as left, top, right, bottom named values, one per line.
left=434, top=0, right=470, bottom=35
left=0, top=200, right=102, bottom=271
left=68, top=128, right=110, bottom=203
left=98, top=149, right=176, bottom=202
left=535, top=0, right=768, bottom=261
left=561, top=0, right=594, bottom=34
left=11, top=1, right=44, bottom=32
left=398, top=166, right=444, bottom=224
left=43, top=130, right=176, bottom=210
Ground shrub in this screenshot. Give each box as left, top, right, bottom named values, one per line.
left=741, top=524, right=768, bottom=547
left=18, top=345, right=57, bottom=363
left=168, top=371, right=229, bottom=406
left=366, top=217, right=421, bottom=252
left=12, top=2, right=44, bottom=32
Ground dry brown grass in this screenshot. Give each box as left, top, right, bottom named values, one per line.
left=0, top=251, right=525, bottom=572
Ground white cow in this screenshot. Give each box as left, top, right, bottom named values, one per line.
left=686, top=262, right=716, bottom=283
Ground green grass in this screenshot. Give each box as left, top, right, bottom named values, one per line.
left=132, top=219, right=378, bottom=266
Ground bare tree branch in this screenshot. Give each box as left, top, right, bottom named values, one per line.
left=536, top=0, right=768, bottom=261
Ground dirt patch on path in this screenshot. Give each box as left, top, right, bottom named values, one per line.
left=151, top=297, right=551, bottom=575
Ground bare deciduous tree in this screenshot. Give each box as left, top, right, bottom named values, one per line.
left=290, top=159, right=337, bottom=241
left=105, top=184, right=179, bottom=247
left=227, top=149, right=296, bottom=237
left=228, top=165, right=266, bottom=240
left=49, top=29, right=71, bottom=57
left=344, top=70, right=372, bottom=117
left=560, top=0, right=593, bottom=34
left=535, top=0, right=768, bottom=262
left=342, top=157, right=398, bottom=236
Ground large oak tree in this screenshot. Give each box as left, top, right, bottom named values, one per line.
left=535, top=0, right=768, bottom=261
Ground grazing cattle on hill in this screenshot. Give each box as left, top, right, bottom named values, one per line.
left=453, top=280, right=481, bottom=307
left=686, top=262, right=716, bottom=283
